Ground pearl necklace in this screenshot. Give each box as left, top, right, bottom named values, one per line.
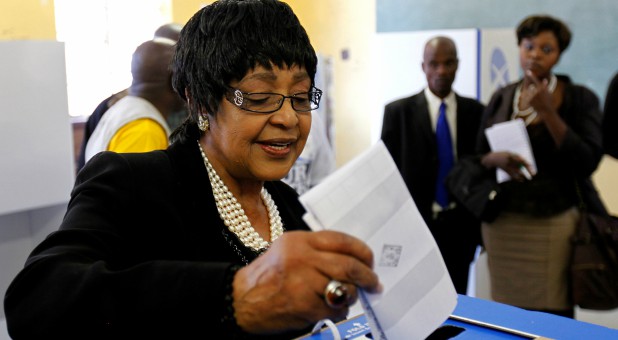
left=197, top=141, right=284, bottom=252
left=512, top=74, right=557, bottom=126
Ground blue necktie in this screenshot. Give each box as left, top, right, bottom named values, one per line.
left=435, top=102, right=454, bottom=208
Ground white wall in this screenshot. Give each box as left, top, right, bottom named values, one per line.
left=0, top=41, right=74, bottom=338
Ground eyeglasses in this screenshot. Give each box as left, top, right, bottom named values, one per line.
left=225, top=87, right=323, bottom=113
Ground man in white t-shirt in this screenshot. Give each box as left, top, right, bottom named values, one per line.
left=283, top=111, right=335, bottom=195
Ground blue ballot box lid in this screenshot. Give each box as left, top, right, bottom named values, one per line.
left=299, top=295, right=618, bottom=339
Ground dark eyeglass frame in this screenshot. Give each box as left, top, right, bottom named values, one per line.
left=224, top=86, right=323, bottom=114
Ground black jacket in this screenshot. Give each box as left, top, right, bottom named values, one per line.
left=4, top=138, right=309, bottom=339
left=381, top=91, right=485, bottom=225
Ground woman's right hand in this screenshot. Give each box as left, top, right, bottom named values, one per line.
left=481, top=151, right=534, bottom=182
left=231, top=230, right=380, bottom=335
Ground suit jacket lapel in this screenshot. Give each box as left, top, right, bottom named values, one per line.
left=413, top=93, right=436, bottom=152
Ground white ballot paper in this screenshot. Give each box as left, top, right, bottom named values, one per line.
left=299, top=141, right=457, bottom=340
left=484, top=119, right=537, bottom=183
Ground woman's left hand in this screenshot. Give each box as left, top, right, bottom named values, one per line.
left=481, top=151, right=534, bottom=182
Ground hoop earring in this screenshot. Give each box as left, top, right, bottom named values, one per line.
left=197, top=113, right=209, bottom=132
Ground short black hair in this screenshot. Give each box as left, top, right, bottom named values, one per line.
left=516, top=15, right=572, bottom=53
left=171, top=0, right=318, bottom=142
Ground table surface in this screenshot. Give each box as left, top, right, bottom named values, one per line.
left=299, top=295, right=618, bottom=339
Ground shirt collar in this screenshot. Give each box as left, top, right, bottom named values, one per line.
left=424, top=88, right=456, bottom=112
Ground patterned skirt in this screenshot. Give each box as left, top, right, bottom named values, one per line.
left=481, top=207, right=579, bottom=310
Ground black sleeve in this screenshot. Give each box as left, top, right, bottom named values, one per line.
left=4, top=152, right=236, bottom=339
left=77, top=96, right=114, bottom=171
left=475, top=90, right=503, bottom=154
left=603, top=73, right=618, bottom=158
left=559, top=86, right=604, bottom=178
left=381, top=102, right=403, bottom=167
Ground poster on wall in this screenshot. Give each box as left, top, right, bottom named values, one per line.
left=478, top=29, right=520, bottom=104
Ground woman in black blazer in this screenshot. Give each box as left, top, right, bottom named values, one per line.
left=4, top=1, right=380, bottom=339
left=477, top=15, right=603, bottom=318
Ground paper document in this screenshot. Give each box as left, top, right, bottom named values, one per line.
left=484, top=119, right=537, bottom=183
left=299, top=141, right=457, bottom=340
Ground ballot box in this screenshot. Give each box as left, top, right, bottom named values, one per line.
left=299, top=295, right=618, bottom=339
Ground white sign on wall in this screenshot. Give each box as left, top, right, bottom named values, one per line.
left=478, top=29, right=520, bottom=104
left=0, top=41, right=75, bottom=216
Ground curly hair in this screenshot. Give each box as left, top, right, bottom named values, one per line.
left=170, top=0, right=318, bottom=142
left=516, top=15, right=572, bottom=53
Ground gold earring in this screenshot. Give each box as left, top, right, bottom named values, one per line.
left=197, top=113, right=209, bottom=132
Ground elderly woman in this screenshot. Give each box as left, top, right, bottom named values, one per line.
left=3, top=1, right=379, bottom=339
left=477, top=15, right=603, bottom=318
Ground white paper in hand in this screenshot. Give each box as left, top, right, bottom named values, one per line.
left=484, top=119, right=537, bottom=183
left=299, top=141, right=457, bottom=340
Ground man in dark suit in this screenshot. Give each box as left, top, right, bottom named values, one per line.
left=381, top=36, right=485, bottom=294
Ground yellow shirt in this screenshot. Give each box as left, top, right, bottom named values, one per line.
left=108, top=118, right=168, bottom=153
